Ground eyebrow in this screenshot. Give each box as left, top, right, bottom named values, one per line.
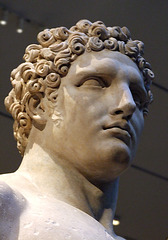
left=75, top=63, right=118, bottom=79
left=75, top=58, right=145, bottom=89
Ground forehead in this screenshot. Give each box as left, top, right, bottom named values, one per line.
left=65, top=50, right=144, bottom=86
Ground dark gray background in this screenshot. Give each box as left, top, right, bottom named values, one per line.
left=0, top=1, right=167, bottom=239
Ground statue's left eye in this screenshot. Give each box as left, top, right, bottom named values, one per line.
left=132, top=92, right=142, bottom=108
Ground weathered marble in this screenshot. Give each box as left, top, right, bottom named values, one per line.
left=0, top=20, right=154, bottom=240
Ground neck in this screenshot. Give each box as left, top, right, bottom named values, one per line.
left=18, top=140, right=118, bottom=234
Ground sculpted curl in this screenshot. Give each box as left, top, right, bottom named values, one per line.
left=5, top=19, right=154, bottom=155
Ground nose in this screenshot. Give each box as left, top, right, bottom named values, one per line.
left=110, top=87, right=136, bottom=121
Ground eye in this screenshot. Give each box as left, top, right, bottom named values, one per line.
left=131, top=89, right=149, bottom=115
left=132, top=91, right=142, bottom=109
left=79, top=78, right=106, bottom=88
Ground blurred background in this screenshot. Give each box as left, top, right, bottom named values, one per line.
left=0, top=1, right=167, bottom=239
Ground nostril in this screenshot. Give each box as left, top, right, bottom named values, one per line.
left=126, top=114, right=132, bottom=121
left=111, top=108, right=133, bottom=121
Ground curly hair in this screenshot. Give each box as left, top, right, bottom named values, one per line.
left=4, top=19, right=154, bottom=156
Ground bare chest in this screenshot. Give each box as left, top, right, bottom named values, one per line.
left=16, top=197, right=114, bottom=240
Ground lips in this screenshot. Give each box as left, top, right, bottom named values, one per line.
left=103, top=121, right=132, bottom=145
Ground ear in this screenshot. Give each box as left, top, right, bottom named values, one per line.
left=26, top=93, right=47, bottom=126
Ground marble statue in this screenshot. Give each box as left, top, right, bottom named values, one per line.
left=0, top=20, right=154, bottom=240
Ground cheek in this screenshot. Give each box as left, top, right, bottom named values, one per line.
left=65, top=92, right=106, bottom=123
left=62, top=87, right=77, bottom=117
left=133, top=110, right=144, bottom=143
left=138, top=112, right=144, bottom=133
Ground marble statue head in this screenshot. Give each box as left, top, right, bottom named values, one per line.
left=5, top=19, right=154, bottom=162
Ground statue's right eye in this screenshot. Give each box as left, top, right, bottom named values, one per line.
left=79, top=77, right=106, bottom=88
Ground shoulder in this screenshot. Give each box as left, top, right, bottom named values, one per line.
left=0, top=181, right=16, bottom=213
left=0, top=181, right=26, bottom=239
left=0, top=180, right=26, bottom=215
left=0, top=180, right=15, bottom=200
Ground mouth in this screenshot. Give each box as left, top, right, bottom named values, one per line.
left=103, top=122, right=132, bottom=145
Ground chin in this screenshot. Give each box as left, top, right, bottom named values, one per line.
left=80, top=144, right=132, bottom=184
left=96, top=141, right=132, bottom=181
left=102, top=138, right=132, bottom=161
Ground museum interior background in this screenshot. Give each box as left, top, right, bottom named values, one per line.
left=0, top=1, right=167, bottom=239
